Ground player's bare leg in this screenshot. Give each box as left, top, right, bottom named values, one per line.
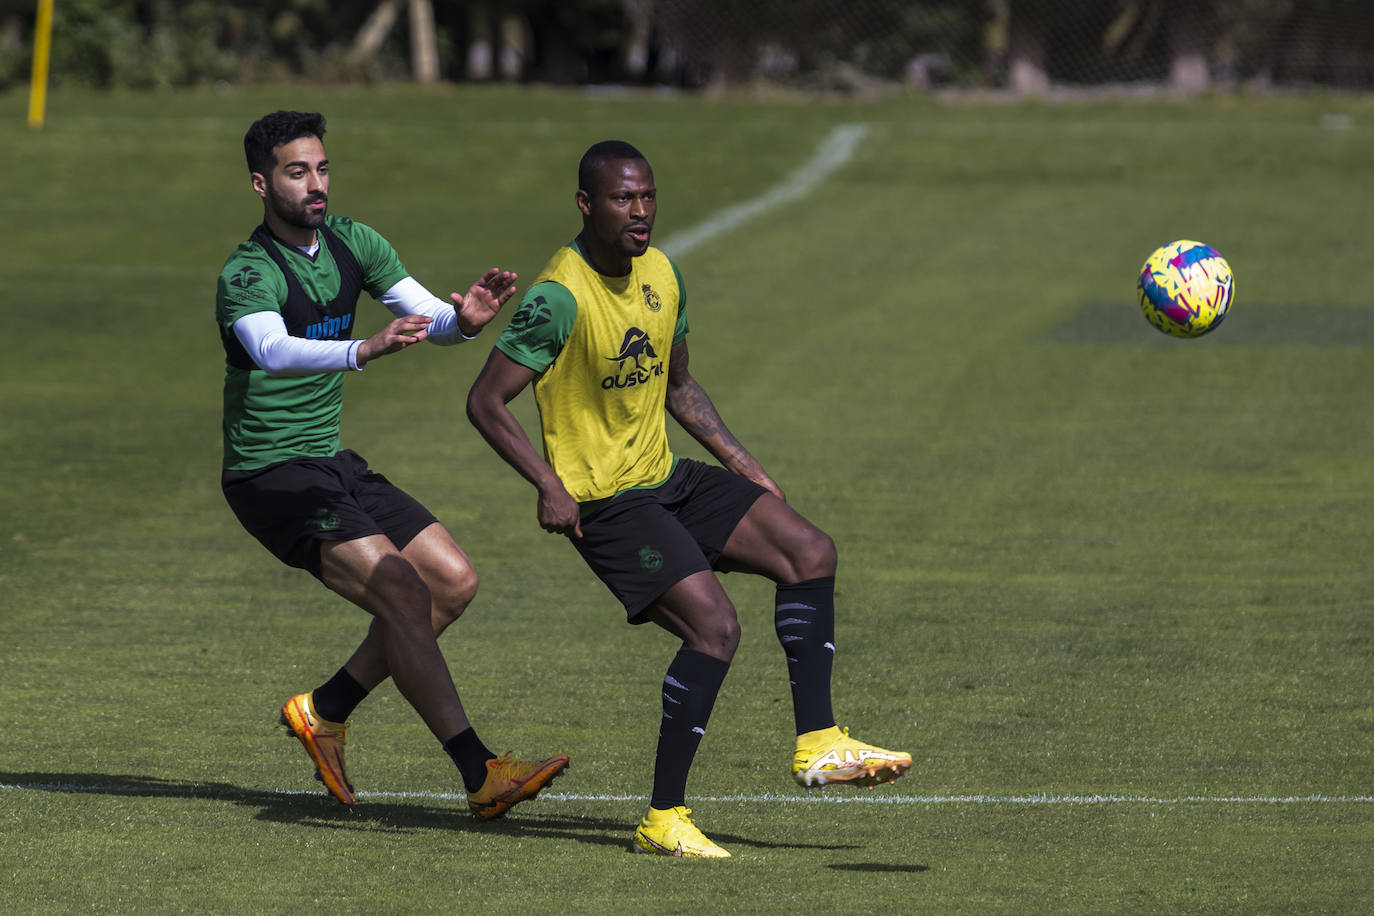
left=320, top=534, right=471, bottom=741
left=339, top=523, right=479, bottom=690
left=284, top=531, right=567, bottom=814
left=718, top=494, right=912, bottom=788
left=629, top=571, right=738, bottom=855
left=280, top=532, right=468, bottom=805
left=716, top=492, right=836, bottom=584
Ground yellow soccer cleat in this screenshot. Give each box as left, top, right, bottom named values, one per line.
left=466, top=752, right=569, bottom=821
left=279, top=692, right=355, bottom=806
left=631, top=806, right=731, bottom=858
left=792, top=725, right=912, bottom=788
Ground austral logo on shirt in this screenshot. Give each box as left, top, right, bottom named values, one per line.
left=602, top=327, right=663, bottom=390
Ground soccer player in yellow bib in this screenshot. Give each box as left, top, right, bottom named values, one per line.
left=467, top=141, right=911, bottom=858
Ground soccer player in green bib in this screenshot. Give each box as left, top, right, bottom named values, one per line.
left=216, top=110, right=567, bottom=818
left=467, top=140, right=911, bottom=857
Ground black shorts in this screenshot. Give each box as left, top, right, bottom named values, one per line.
left=221, top=449, right=438, bottom=580
left=571, top=458, right=767, bottom=624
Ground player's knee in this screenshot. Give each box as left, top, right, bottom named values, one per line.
left=791, top=528, right=837, bottom=581
left=696, top=602, right=741, bottom=660
left=716, top=617, right=742, bottom=659
left=371, top=556, right=434, bottom=626
left=432, top=566, right=478, bottom=634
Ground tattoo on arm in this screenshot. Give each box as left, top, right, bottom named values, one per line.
left=668, top=377, right=755, bottom=472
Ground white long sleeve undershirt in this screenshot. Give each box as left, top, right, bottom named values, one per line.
left=378, top=275, right=479, bottom=345
left=231, top=276, right=477, bottom=376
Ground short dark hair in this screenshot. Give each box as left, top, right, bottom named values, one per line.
left=578, top=140, right=649, bottom=194
left=243, top=110, right=326, bottom=176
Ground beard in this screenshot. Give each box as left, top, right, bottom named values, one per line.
left=616, top=222, right=652, bottom=258
left=617, top=237, right=649, bottom=258
left=267, top=185, right=327, bottom=230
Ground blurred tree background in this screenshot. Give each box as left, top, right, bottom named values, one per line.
left=1, top=0, right=1372, bottom=93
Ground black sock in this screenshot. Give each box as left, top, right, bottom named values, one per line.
left=774, top=577, right=837, bottom=735
left=444, top=728, right=496, bottom=793
left=311, top=667, right=369, bottom=723
left=650, top=648, right=730, bottom=810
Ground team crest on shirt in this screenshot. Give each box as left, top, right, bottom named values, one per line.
left=228, top=265, right=272, bottom=303
left=313, top=507, right=341, bottom=532
left=642, top=284, right=662, bottom=312
left=230, top=266, right=264, bottom=289
left=602, top=327, right=664, bottom=390
left=510, top=294, right=553, bottom=331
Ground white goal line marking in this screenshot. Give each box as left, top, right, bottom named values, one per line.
left=2, top=782, right=1369, bottom=805
left=656, top=123, right=871, bottom=260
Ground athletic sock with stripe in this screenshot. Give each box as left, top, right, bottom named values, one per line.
left=774, top=576, right=837, bottom=735
left=649, top=647, right=729, bottom=810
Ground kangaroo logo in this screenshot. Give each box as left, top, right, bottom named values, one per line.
left=607, top=327, right=658, bottom=370
left=602, top=327, right=664, bottom=390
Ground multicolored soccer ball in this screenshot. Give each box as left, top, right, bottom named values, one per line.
left=1136, top=240, right=1234, bottom=338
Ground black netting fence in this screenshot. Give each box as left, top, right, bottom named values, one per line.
left=4, top=0, right=1374, bottom=92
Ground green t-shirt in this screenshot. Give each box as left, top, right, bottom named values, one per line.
left=216, top=215, right=408, bottom=470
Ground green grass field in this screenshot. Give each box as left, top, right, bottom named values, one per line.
left=2, top=84, right=1372, bottom=913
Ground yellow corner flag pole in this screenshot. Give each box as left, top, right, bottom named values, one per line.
left=28, top=0, right=55, bottom=128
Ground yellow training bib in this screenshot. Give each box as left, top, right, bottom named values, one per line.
left=531, top=245, right=683, bottom=502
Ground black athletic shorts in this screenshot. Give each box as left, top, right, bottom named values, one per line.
left=571, top=458, right=767, bottom=624
left=221, top=449, right=438, bottom=580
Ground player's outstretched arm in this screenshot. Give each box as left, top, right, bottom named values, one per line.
left=466, top=348, right=583, bottom=538
left=665, top=340, right=786, bottom=502
left=377, top=273, right=513, bottom=345
left=450, top=268, right=518, bottom=337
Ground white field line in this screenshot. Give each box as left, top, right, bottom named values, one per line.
left=2, top=781, right=1370, bottom=805
left=656, top=123, right=871, bottom=259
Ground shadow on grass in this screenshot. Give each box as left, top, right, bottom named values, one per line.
left=1, top=770, right=612, bottom=843
left=1, top=772, right=859, bottom=853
